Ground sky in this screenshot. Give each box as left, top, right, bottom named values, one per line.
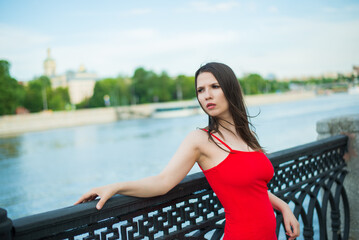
left=1, top=0, right=359, bottom=81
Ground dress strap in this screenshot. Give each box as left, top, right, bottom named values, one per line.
left=201, top=129, right=233, bottom=151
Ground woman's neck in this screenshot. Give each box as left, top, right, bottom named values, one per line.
left=217, top=117, right=236, bottom=133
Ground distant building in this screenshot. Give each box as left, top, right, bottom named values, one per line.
left=67, top=65, right=97, bottom=104
left=43, top=48, right=56, bottom=77
left=322, top=72, right=339, bottom=79
left=353, top=66, right=359, bottom=77
left=43, top=48, right=98, bottom=104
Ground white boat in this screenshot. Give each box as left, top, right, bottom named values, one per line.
left=348, top=86, right=359, bottom=94
left=151, top=105, right=203, bottom=118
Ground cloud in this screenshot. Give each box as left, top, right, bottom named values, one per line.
left=123, top=8, right=152, bottom=16
left=2, top=8, right=359, bottom=81
left=0, top=24, right=52, bottom=50
left=0, top=24, right=54, bottom=80
left=322, top=5, right=359, bottom=13
left=189, top=1, right=239, bottom=13
left=122, top=28, right=157, bottom=39
left=228, top=18, right=359, bottom=78
left=0, top=24, right=241, bottom=79
left=50, top=29, right=240, bottom=77
left=268, top=6, right=278, bottom=13
left=322, top=7, right=337, bottom=13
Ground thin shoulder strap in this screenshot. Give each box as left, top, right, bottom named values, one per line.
left=201, top=129, right=233, bottom=151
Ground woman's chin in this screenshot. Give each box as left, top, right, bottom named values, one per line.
left=208, top=112, right=220, bottom=118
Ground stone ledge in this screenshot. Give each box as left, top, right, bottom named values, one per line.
left=316, top=114, right=359, bottom=134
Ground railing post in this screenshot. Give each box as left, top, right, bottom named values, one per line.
left=0, top=208, right=13, bottom=240
left=317, top=114, right=359, bottom=240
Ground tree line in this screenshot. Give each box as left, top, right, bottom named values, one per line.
left=0, top=59, right=304, bottom=116
left=0, top=61, right=71, bottom=115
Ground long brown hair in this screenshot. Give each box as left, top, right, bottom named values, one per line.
left=195, top=62, right=263, bottom=153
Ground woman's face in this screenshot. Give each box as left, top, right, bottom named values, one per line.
left=196, top=72, right=230, bottom=118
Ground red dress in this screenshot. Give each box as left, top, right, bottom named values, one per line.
left=199, top=130, right=277, bottom=240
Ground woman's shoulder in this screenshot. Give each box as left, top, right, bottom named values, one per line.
left=187, top=128, right=207, bottom=137
left=184, top=128, right=209, bottom=146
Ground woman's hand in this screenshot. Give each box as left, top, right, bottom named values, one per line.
left=268, top=192, right=300, bottom=239
left=282, top=206, right=300, bottom=240
left=74, top=183, right=119, bottom=210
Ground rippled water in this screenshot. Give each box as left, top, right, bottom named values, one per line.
left=0, top=93, right=358, bottom=220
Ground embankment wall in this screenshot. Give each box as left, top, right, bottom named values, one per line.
left=0, top=91, right=315, bottom=137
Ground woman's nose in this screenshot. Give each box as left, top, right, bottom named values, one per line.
left=204, top=89, right=213, bottom=99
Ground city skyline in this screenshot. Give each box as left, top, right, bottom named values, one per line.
left=1, top=0, right=359, bottom=81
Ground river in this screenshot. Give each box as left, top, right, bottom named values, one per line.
left=0, top=92, right=358, bottom=221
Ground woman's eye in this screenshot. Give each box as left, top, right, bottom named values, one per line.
left=213, top=85, right=220, bottom=88
left=197, top=88, right=203, bottom=93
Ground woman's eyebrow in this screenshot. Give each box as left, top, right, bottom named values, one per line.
left=198, top=81, right=218, bottom=87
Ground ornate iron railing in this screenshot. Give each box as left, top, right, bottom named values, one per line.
left=0, top=135, right=349, bottom=240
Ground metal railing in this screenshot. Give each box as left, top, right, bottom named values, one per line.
left=0, top=135, right=350, bottom=240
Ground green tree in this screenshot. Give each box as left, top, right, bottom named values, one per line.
left=239, top=74, right=289, bottom=95
left=240, top=74, right=267, bottom=95
left=87, top=77, right=130, bottom=108
left=76, top=97, right=90, bottom=109
left=152, top=71, right=174, bottom=102
left=268, top=80, right=289, bottom=93
left=174, top=75, right=196, bottom=100
left=116, top=77, right=131, bottom=106
left=131, top=67, right=157, bottom=104
left=0, top=60, right=25, bottom=115
left=131, top=67, right=179, bottom=104
left=23, top=76, right=51, bottom=112
left=48, top=87, right=70, bottom=110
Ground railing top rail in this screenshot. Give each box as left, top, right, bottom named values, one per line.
left=12, top=172, right=209, bottom=237
left=268, top=134, right=348, bottom=165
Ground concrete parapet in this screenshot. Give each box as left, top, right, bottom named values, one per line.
left=244, top=90, right=315, bottom=106
left=0, top=105, right=152, bottom=137
left=317, top=114, right=359, bottom=240
left=0, top=101, right=196, bottom=137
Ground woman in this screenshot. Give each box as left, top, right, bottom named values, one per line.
left=75, top=62, right=300, bottom=239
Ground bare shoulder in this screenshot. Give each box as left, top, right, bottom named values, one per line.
left=183, top=129, right=209, bottom=148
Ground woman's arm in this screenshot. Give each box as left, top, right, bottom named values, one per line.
left=268, top=191, right=300, bottom=240
left=75, top=130, right=201, bottom=210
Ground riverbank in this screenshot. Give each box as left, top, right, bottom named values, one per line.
left=244, top=90, right=315, bottom=106
left=0, top=90, right=316, bottom=137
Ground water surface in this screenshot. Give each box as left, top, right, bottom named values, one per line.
left=0, top=93, right=358, bottom=220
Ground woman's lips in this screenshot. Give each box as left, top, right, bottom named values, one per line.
left=206, top=103, right=216, bottom=109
